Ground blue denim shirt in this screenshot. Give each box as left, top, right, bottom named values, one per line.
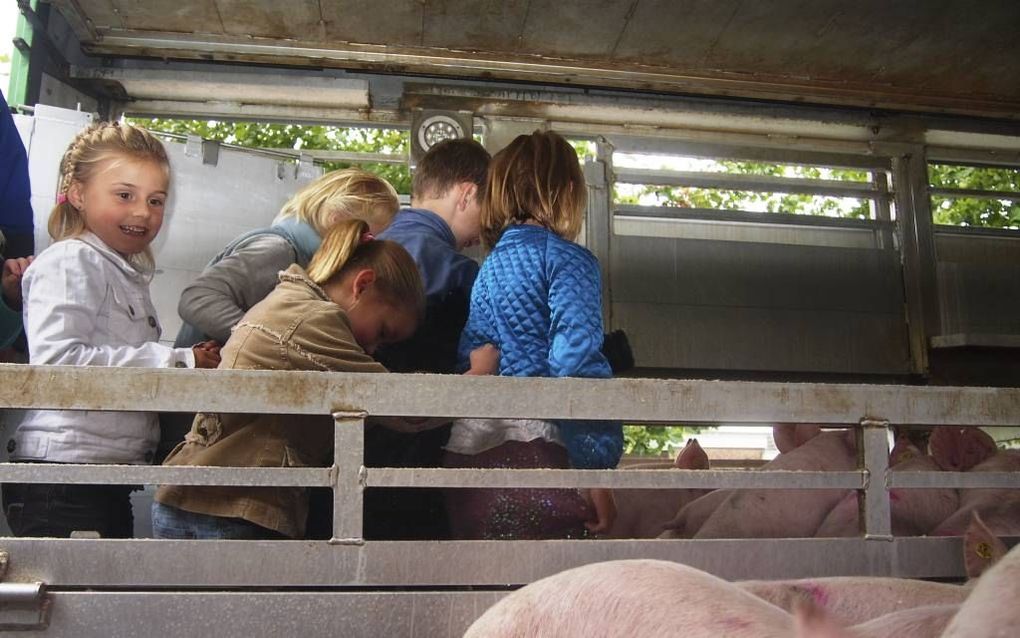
left=375, top=208, right=479, bottom=374
left=458, top=225, right=623, bottom=469
left=378, top=208, right=478, bottom=306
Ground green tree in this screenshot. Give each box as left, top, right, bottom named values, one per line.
left=132, top=118, right=413, bottom=193
left=928, top=163, right=1020, bottom=229
left=624, top=424, right=704, bottom=457
left=625, top=161, right=873, bottom=219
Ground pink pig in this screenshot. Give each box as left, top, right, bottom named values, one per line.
left=815, top=437, right=959, bottom=538
left=693, top=430, right=857, bottom=539
left=464, top=559, right=795, bottom=638
left=607, top=439, right=711, bottom=539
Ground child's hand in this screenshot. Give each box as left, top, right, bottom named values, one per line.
left=2, top=256, right=33, bottom=309
left=465, top=343, right=499, bottom=376
left=583, top=488, right=617, bottom=535
left=192, top=343, right=222, bottom=369
left=195, top=340, right=222, bottom=355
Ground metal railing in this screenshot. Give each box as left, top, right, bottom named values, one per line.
left=0, top=364, right=1017, bottom=588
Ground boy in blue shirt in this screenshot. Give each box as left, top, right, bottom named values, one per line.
left=365, top=138, right=491, bottom=539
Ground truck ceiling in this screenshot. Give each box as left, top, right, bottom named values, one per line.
left=49, top=0, right=1020, bottom=120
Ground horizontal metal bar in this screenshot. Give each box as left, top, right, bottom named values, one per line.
left=2, top=365, right=1019, bottom=426
left=932, top=224, right=1020, bottom=239
left=608, top=136, right=893, bottom=169
left=0, top=538, right=975, bottom=586
left=266, top=149, right=407, bottom=164
left=366, top=468, right=864, bottom=490
left=42, top=591, right=504, bottom=638
left=615, top=167, right=880, bottom=198
left=926, top=146, right=1020, bottom=167
left=930, top=333, right=1020, bottom=349
left=614, top=204, right=889, bottom=230
left=0, top=463, right=331, bottom=487
left=888, top=472, right=1020, bottom=489
left=930, top=186, right=1020, bottom=202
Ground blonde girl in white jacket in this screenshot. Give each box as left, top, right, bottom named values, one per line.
left=3, top=121, right=221, bottom=538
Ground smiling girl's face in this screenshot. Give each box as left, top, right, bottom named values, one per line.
left=69, top=155, right=169, bottom=257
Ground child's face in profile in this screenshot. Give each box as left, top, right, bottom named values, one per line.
left=347, top=289, right=417, bottom=355
left=71, top=157, right=169, bottom=257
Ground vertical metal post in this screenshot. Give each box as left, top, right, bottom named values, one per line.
left=892, top=147, right=939, bottom=375
left=331, top=410, right=367, bottom=544
left=871, top=170, right=893, bottom=250
left=585, top=137, right=614, bottom=329
left=858, top=419, right=892, bottom=540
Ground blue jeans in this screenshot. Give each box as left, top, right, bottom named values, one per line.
left=151, top=502, right=285, bottom=539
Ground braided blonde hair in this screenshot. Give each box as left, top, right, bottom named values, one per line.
left=49, top=121, right=170, bottom=270
left=276, top=168, right=400, bottom=236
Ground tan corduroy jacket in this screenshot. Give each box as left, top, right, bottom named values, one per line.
left=155, top=264, right=386, bottom=538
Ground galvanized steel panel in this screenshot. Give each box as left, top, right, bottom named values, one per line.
left=612, top=301, right=909, bottom=373
left=40, top=591, right=506, bottom=638
left=611, top=235, right=903, bottom=312
left=1, top=366, right=1019, bottom=426
left=0, top=538, right=971, bottom=586
left=935, top=231, right=1020, bottom=338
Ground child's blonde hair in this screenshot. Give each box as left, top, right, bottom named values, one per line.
left=480, top=130, right=586, bottom=249
left=306, top=219, right=425, bottom=321
left=49, top=121, right=170, bottom=270
left=277, top=168, right=400, bottom=236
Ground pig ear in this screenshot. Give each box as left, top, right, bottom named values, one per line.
left=889, top=436, right=921, bottom=466
left=931, top=427, right=997, bottom=471
left=795, top=424, right=822, bottom=447
left=793, top=599, right=855, bottom=638
left=675, top=439, right=709, bottom=469
left=964, top=511, right=1007, bottom=579
left=773, top=425, right=798, bottom=454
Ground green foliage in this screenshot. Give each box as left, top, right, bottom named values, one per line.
left=624, top=424, right=705, bottom=457
left=928, top=163, right=1020, bottom=229
left=131, top=118, right=413, bottom=193
left=624, top=160, right=873, bottom=219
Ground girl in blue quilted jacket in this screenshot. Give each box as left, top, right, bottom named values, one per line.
left=444, top=130, right=623, bottom=540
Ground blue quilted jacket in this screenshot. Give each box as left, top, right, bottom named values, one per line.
left=458, top=224, right=623, bottom=469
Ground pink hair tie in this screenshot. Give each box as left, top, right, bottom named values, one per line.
left=360, top=232, right=375, bottom=244
left=56, top=193, right=68, bottom=205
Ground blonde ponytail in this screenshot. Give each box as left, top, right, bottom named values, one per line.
left=306, top=219, right=370, bottom=284
left=306, top=219, right=425, bottom=321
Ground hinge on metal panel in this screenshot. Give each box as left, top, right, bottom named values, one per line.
left=297, top=153, right=317, bottom=179
left=0, top=550, right=51, bottom=631
left=184, top=135, right=220, bottom=166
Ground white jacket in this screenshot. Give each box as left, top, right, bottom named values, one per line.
left=10, top=232, right=195, bottom=464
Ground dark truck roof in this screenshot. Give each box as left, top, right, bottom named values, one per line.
left=50, top=0, right=1020, bottom=119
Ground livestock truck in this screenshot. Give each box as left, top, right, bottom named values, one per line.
left=1, top=1, right=1018, bottom=635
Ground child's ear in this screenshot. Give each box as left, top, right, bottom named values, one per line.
left=458, top=182, right=478, bottom=210
left=67, top=182, right=85, bottom=210
left=351, top=268, right=377, bottom=298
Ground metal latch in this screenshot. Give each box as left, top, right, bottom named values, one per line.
left=0, top=550, right=51, bottom=630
